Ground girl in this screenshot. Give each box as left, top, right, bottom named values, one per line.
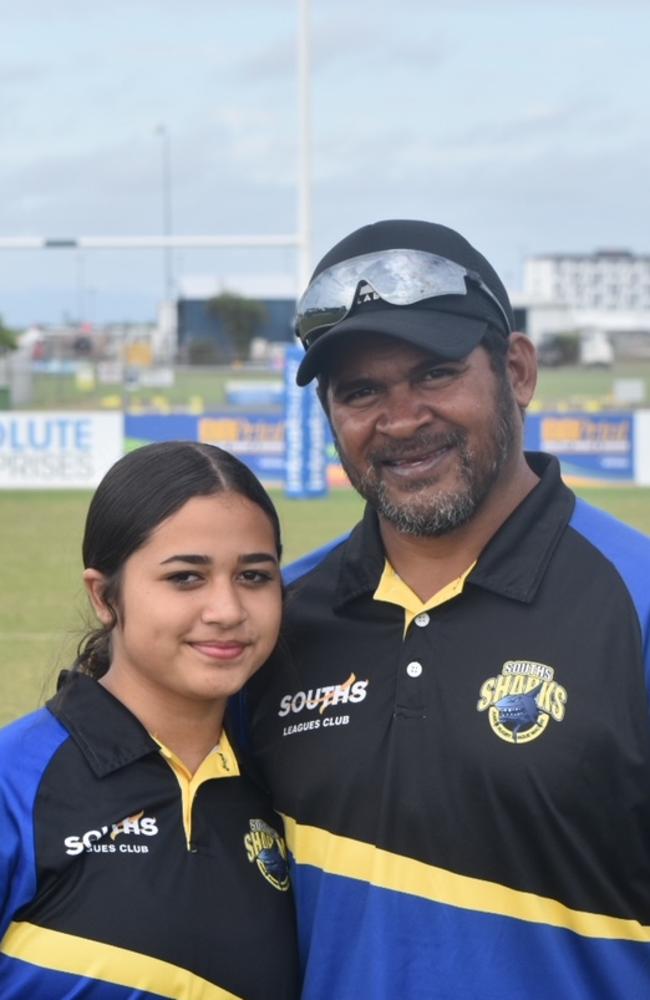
left=0, top=441, right=298, bottom=999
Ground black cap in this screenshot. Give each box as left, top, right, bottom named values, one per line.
left=296, top=219, right=514, bottom=386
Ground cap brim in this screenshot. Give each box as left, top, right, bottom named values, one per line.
left=295, top=308, right=489, bottom=386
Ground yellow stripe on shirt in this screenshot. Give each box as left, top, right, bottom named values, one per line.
left=1, top=921, right=243, bottom=1000
left=282, top=815, right=650, bottom=944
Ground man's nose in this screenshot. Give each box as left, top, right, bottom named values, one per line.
left=375, top=384, right=432, bottom=437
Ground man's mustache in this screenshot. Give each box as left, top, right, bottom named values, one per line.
left=367, top=430, right=466, bottom=467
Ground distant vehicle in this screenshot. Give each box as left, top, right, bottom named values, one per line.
left=579, top=330, right=614, bottom=368
left=536, top=330, right=613, bottom=368
left=537, top=335, right=568, bottom=367
left=537, top=333, right=580, bottom=368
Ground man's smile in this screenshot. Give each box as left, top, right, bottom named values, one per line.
left=380, top=444, right=455, bottom=478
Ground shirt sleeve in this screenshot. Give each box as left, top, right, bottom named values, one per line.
left=0, top=710, right=68, bottom=939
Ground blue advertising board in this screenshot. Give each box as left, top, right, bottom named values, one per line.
left=524, top=413, right=634, bottom=484
left=124, top=408, right=640, bottom=490
left=125, top=412, right=285, bottom=486
left=283, top=346, right=328, bottom=497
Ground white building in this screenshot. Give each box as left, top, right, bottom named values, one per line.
left=517, top=250, right=650, bottom=359
left=524, top=250, right=650, bottom=311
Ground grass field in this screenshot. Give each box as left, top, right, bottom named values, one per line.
left=17, top=358, right=650, bottom=413
left=535, top=360, right=650, bottom=411
left=26, top=367, right=279, bottom=412
left=1, top=484, right=649, bottom=727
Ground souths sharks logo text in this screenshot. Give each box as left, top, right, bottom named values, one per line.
left=244, top=819, right=290, bottom=892
left=64, top=811, right=159, bottom=856
left=477, top=660, right=567, bottom=744
left=277, top=672, right=369, bottom=737
left=278, top=672, right=368, bottom=717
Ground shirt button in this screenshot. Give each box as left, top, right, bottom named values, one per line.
left=406, top=661, right=423, bottom=678
left=414, top=613, right=430, bottom=627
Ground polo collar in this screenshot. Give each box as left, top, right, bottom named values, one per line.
left=47, top=673, right=159, bottom=778
left=333, top=452, right=574, bottom=610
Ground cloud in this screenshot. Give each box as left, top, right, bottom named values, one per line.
left=229, top=16, right=446, bottom=84
left=0, top=63, right=45, bottom=86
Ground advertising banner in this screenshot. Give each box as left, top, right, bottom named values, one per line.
left=199, top=413, right=285, bottom=484
left=284, top=346, right=328, bottom=497
left=0, top=412, right=123, bottom=489
left=525, top=413, right=634, bottom=484
left=125, top=412, right=286, bottom=486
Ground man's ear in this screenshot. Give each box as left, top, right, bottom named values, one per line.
left=82, top=569, right=113, bottom=625
left=506, top=332, right=538, bottom=410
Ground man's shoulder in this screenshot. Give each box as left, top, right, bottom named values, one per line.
left=284, top=531, right=353, bottom=588
left=569, top=496, right=650, bottom=629
left=569, top=496, right=650, bottom=559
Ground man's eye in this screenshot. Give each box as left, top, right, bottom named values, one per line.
left=420, top=366, right=458, bottom=383
left=342, top=385, right=377, bottom=404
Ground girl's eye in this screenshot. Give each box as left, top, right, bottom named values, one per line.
left=166, top=571, right=203, bottom=587
left=239, top=569, right=275, bottom=585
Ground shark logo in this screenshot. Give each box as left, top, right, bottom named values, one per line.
left=477, top=660, right=567, bottom=744
left=244, top=819, right=290, bottom=892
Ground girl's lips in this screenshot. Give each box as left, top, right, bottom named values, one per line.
left=189, top=641, right=250, bottom=662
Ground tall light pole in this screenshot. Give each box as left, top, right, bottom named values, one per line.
left=1, top=8, right=311, bottom=307
left=155, top=124, right=174, bottom=303
left=75, top=249, right=85, bottom=325
left=297, top=0, right=311, bottom=294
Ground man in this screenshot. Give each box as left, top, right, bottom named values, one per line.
left=245, top=220, right=650, bottom=999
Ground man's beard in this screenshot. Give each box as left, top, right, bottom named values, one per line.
left=335, top=383, right=520, bottom=538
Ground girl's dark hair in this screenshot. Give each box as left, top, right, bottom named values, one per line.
left=75, top=441, right=282, bottom=679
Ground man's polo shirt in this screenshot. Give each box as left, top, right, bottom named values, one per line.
left=0, top=673, right=299, bottom=999
left=245, top=452, right=650, bottom=999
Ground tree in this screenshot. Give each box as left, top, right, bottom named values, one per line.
left=0, top=315, right=17, bottom=354
left=186, top=337, right=223, bottom=365
left=207, top=291, right=268, bottom=362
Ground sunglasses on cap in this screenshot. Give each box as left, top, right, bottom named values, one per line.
left=295, top=248, right=512, bottom=348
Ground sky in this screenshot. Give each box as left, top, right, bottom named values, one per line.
left=1, top=0, right=649, bottom=327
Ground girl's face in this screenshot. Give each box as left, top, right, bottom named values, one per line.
left=84, top=492, right=282, bottom=713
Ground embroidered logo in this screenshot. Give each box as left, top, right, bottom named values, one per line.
left=63, top=812, right=159, bottom=856
left=277, top=671, right=369, bottom=737
left=477, top=660, right=567, bottom=744
left=244, top=819, right=290, bottom=891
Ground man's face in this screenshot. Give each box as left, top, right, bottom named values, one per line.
left=325, top=333, right=521, bottom=537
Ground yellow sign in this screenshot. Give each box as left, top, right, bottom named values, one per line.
left=124, top=343, right=153, bottom=367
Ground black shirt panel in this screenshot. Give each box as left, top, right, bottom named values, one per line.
left=19, top=675, right=299, bottom=1000
left=247, top=454, right=650, bottom=924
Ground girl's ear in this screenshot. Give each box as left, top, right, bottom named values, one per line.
left=82, top=569, right=113, bottom=625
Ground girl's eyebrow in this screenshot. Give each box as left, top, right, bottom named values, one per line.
left=160, top=554, right=211, bottom=566
left=160, top=553, right=278, bottom=566
left=240, top=553, right=278, bottom=566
